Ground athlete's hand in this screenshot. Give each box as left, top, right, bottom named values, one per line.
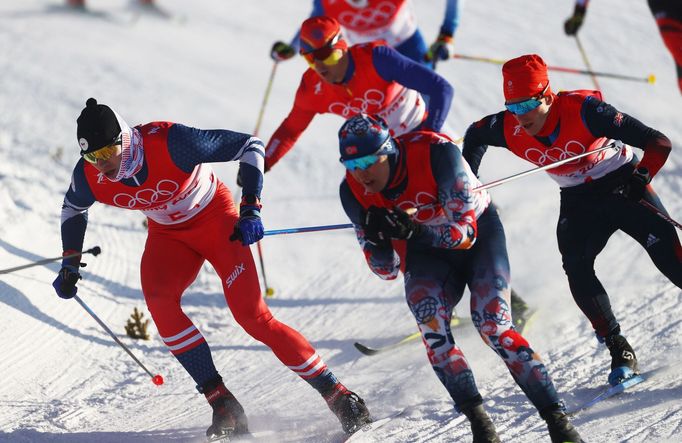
left=622, top=166, right=651, bottom=202
left=564, top=5, right=586, bottom=35
left=381, top=207, right=421, bottom=240
left=362, top=206, right=392, bottom=247
left=270, top=41, right=295, bottom=62
left=425, top=32, right=454, bottom=62
left=230, top=196, right=264, bottom=246
left=52, top=264, right=82, bottom=299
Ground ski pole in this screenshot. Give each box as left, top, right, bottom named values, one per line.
left=0, top=246, right=102, bottom=275
left=574, top=35, right=601, bottom=91
left=473, top=142, right=620, bottom=192
left=265, top=223, right=353, bottom=236
left=452, top=53, right=656, bottom=84
left=252, top=62, right=279, bottom=297
left=638, top=200, right=682, bottom=230
left=73, top=294, right=164, bottom=386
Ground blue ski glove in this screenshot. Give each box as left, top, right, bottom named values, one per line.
left=230, top=195, right=264, bottom=246
left=270, top=41, right=296, bottom=62
left=621, top=166, right=651, bottom=202
left=52, top=264, right=82, bottom=299
left=425, top=32, right=454, bottom=62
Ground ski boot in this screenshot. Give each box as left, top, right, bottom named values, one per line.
left=324, top=384, right=372, bottom=434
left=461, top=404, right=500, bottom=443
left=510, top=289, right=530, bottom=331
left=605, top=333, right=639, bottom=386
left=540, top=405, right=583, bottom=443
left=201, top=377, right=249, bottom=440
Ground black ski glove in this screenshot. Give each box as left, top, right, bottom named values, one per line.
left=381, top=207, right=422, bottom=240
left=564, top=5, right=586, bottom=35
left=621, top=166, right=651, bottom=202
left=362, top=206, right=392, bottom=247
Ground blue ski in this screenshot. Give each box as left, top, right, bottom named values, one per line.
left=567, top=374, right=645, bottom=415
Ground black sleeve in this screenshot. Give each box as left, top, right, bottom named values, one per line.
left=580, top=96, right=666, bottom=148
left=461, top=111, right=508, bottom=176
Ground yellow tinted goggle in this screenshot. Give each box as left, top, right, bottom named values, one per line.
left=303, top=48, right=344, bottom=67
left=82, top=143, right=121, bottom=164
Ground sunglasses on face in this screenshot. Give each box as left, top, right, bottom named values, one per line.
left=341, top=154, right=380, bottom=171
left=82, top=135, right=122, bottom=164
left=301, top=33, right=344, bottom=66
left=505, top=84, right=549, bottom=115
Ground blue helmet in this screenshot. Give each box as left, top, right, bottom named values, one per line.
left=338, top=114, right=396, bottom=161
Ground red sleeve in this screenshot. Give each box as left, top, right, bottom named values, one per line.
left=639, top=135, right=672, bottom=177
left=264, top=76, right=319, bottom=171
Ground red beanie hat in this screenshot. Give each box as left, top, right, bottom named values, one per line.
left=502, top=54, right=551, bottom=101
left=299, top=16, right=347, bottom=54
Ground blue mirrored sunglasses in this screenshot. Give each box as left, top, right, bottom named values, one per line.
left=505, top=83, right=549, bottom=115
left=341, top=154, right=380, bottom=171
left=505, top=98, right=542, bottom=115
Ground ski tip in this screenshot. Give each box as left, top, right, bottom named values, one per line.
left=353, top=342, right=380, bottom=356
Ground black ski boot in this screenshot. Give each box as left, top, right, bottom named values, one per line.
left=461, top=404, right=500, bottom=443
left=324, top=384, right=372, bottom=434
left=605, top=333, right=639, bottom=386
left=201, top=377, right=249, bottom=440
left=540, top=405, right=583, bottom=443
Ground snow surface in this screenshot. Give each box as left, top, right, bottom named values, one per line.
left=0, top=0, right=680, bottom=442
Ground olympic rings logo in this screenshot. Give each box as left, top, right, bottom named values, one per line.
left=338, top=1, right=397, bottom=30
left=524, top=141, right=586, bottom=166
left=397, top=192, right=439, bottom=223
left=113, top=180, right=180, bottom=209
left=328, top=89, right=385, bottom=117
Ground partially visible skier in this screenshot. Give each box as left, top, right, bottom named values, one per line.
left=270, top=0, right=461, bottom=68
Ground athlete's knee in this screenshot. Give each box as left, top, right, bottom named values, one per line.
left=561, top=253, right=596, bottom=279
left=234, top=308, right=276, bottom=341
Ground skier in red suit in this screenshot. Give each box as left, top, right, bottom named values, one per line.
left=52, top=98, right=371, bottom=440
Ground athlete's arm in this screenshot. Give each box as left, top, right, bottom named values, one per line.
left=263, top=79, right=318, bottom=172
left=167, top=124, right=265, bottom=198
left=410, top=142, right=477, bottom=250
left=340, top=180, right=400, bottom=280
left=372, top=45, right=454, bottom=131
left=60, top=160, right=96, bottom=266
left=440, top=0, right=461, bottom=36
left=581, top=97, right=671, bottom=176
left=461, top=111, right=508, bottom=176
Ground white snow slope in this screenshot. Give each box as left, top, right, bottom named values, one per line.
left=0, top=1, right=680, bottom=442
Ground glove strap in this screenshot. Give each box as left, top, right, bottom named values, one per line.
left=240, top=195, right=262, bottom=217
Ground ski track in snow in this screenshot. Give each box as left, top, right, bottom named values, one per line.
left=1, top=0, right=681, bottom=442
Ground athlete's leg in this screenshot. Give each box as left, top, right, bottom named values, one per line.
left=653, top=16, right=682, bottom=93
left=616, top=188, right=682, bottom=286
left=404, top=247, right=482, bottom=411
left=468, top=205, right=560, bottom=412
left=141, top=225, right=219, bottom=387
left=557, top=192, right=620, bottom=338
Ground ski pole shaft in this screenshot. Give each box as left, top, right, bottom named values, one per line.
left=639, top=200, right=682, bottom=230
left=474, top=142, right=619, bottom=192
left=0, top=246, right=102, bottom=275
left=574, top=35, right=601, bottom=91
left=251, top=62, right=279, bottom=297
left=264, top=223, right=353, bottom=236
left=73, top=295, right=164, bottom=385
left=452, top=53, right=655, bottom=84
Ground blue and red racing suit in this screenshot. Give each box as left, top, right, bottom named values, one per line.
left=340, top=131, right=562, bottom=412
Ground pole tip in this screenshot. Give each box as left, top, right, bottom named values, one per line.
left=648, top=74, right=656, bottom=84
left=265, top=287, right=275, bottom=297
left=91, top=246, right=102, bottom=256
left=152, top=374, right=164, bottom=385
